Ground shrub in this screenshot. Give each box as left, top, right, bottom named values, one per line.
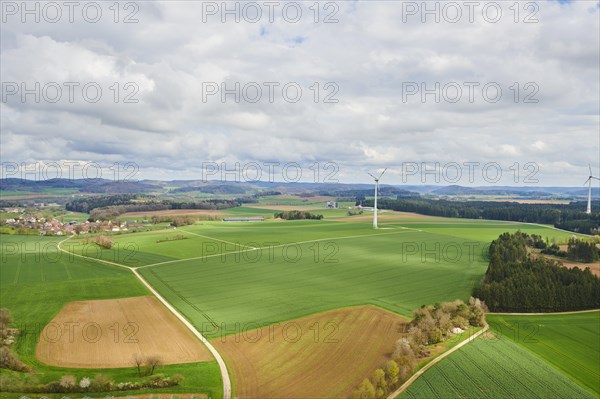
left=94, top=235, right=113, bottom=249
left=385, top=360, right=399, bottom=386
left=59, top=375, right=76, bottom=391
left=91, top=374, right=111, bottom=391
left=0, top=347, right=30, bottom=372
left=79, top=377, right=91, bottom=389
left=172, top=374, right=184, bottom=385
left=352, top=378, right=375, bottom=399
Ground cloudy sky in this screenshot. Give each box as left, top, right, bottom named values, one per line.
left=1, top=0, right=599, bottom=186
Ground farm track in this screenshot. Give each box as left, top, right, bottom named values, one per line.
left=390, top=309, right=600, bottom=397
left=136, top=227, right=416, bottom=269
left=57, top=227, right=419, bottom=399
left=57, top=236, right=232, bottom=399
left=55, top=220, right=591, bottom=399
left=386, top=324, right=489, bottom=399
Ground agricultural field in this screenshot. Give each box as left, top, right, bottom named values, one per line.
left=2, top=210, right=597, bottom=398
left=487, top=312, right=600, bottom=395
left=213, top=306, right=408, bottom=398
left=120, top=209, right=225, bottom=218
left=399, top=311, right=599, bottom=398
left=137, top=215, right=580, bottom=332
left=37, top=296, right=213, bottom=368
left=138, top=222, right=489, bottom=330
left=126, top=212, right=584, bottom=395
left=0, top=235, right=222, bottom=398
left=399, top=332, right=596, bottom=399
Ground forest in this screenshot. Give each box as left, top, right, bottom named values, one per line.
left=473, top=232, right=600, bottom=312
left=372, top=198, right=600, bottom=234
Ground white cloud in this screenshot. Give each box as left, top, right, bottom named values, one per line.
left=1, top=0, right=598, bottom=186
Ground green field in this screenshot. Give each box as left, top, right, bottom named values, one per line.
left=488, top=312, right=600, bottom=395
left=399, top=332, right=596, bottom=399
left=0, top=235, right=222, bottom=398
left=132, top=216, right=579, bottom=338
left=2, top=211, right=596, bottom=398
left=399, top=311, right=599, bottom=398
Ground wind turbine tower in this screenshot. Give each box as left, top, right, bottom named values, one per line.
left=584, top=164, right=600, bottom=214
left=368, top=168, right=387, bottom=229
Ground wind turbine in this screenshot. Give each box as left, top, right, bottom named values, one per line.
left=368, top=168, right=387, bottom=229
left=584, top=164, right=600, bottom=214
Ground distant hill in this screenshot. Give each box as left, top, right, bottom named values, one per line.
left=0, top=178, right=157, bottom=194
left=1, top=179, right=597, bottom=199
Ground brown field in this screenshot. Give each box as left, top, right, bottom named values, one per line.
left=0, top=194, right=57, bottom=200
left=529, top=248, right=600, bottom=277
left=212, top=306, right=408, bottom=399
left=120, top=209, right=224, bottom=218
left=111, top=394, right=207, bottom=399
left=37, top=296, right=213, bottom=368
left=245, top=205, right=324, bottom=211
left=560, top=259, right=600, bottom=276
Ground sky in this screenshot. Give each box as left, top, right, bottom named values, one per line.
left=1, top=0, right=599, bottom=187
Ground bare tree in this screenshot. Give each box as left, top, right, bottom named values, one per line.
left=146, top=355, right=162, bottom=376
left=132, top=353, right=143, bottom=377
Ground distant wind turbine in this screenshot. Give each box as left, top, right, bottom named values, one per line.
left=368, top=168, right=387, bottom=229
left=584, top=164, right=600, bottom=214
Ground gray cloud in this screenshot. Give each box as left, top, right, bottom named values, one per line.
left=1, top=0, right=599, bottom=185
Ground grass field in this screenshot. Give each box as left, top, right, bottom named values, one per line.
left=399, top=332, right=596, bottom=399
left=0, top=235, right=222, bottom=398
left=487, top=312, right=600, bottom=395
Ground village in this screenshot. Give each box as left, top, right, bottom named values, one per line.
left=0, top=207, right=146, bottom=236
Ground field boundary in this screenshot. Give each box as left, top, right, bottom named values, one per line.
left=57, top=237, right=232, bottom=399
left=177, top=227, right=258, bottom=250
left=386, top=324, right=489, bottom=399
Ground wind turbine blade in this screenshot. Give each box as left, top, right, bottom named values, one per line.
left=584, top=178, right=591, bottom=185
left=589, top=164, right=593, bottom=176
left=591, top=176, right=600, bottom=181
left=378, top=168, right=387, bottom=179
left=367, top=172, right=377, bottom=180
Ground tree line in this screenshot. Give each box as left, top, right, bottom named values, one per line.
left=65, top=195, right=239, bottom=220
left=352, top=298, right=487, bottom=399
left=370, top=198, right=599, bottom=234
left=542, top=237, right=600, bottom=263
left=274, top=210, right=324, bottom=220
left=473, top=232, right=600, bottom=312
